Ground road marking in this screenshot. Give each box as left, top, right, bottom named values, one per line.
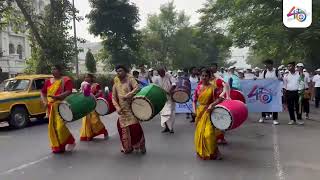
left=0, top=155, right=52, bottom=176
left=273, top=126, right=285, bottom=180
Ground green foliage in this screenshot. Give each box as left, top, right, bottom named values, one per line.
left=199, top=0, right=320, bottom=69
left=85, top=50, right=97, bottom=73
left=141, top=1, right=232, bottom=69
left=14, top=0, right=79, bottom=74
left=87, top=0, right=141, bottom=67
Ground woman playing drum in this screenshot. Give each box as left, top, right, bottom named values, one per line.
left=112, top=65, right=146, bottom=154
left=80, top=74, right=108, bottom=141
left=41, top=65, right=75, bottom=154
left=193, top=69, right=224, bottom=160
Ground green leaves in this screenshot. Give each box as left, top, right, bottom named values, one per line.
left=87, top=0, right=141, bottom=67
left=85, top=50, right=97, bottom=73
left=200, top=0, right=320, bottom=68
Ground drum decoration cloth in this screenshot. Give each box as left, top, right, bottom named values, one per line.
left=131, top=84, right=167, bottom=121
left=210, top=100, right=248, bottom=131
left=58, top=93, right=96, bottom=122
left=229, top=89, right=246, bottom=103
left=172, top=78, right=191, bottom=103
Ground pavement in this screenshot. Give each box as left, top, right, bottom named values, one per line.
left=0, top=106, right=320, bottom=180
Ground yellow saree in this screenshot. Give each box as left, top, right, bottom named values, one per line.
left=194, top=86, right=220, bottom=160
left=47, top=79, right=75, bottom=153
left=80, top=111, right=108, bottom=141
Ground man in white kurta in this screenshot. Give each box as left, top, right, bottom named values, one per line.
left=154, top=69, right=176, bottom=133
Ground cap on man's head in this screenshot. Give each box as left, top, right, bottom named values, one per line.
left=316, top=69, right=320, bottom=72
left=177, top=69, right=183, bottom=73
left=278, top=65, right=285, bottom=70
left=148, top=68, right=154, bottom=71
left=228, top=66, right=236, bottom=70
left=296, top=63, right=304, bottom=67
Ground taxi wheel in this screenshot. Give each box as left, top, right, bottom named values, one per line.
left=9, top=107, right=30, bottom=129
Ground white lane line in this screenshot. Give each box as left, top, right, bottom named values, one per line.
left=0, top=155, right=52, bottom=176
left=273, top=126, right=285, bottom=180
left=0, top=130, right=118, bottom=176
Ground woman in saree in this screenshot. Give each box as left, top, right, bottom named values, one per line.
left=112, top=65, right=146, bottom=154
left=80, top=74, right=108, bottom=141
left=41, top=65, right=75, bottom=153
left=209, top=77, right=229, bottom=145
left=193, top=69, right=224, bottom=160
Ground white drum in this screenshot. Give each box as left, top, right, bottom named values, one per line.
left=95, top=98, right=109, bottom=116
left=211, top=107, right=232, bottom=130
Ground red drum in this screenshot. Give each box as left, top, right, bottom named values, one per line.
left=210, top=100, right=248, bottom=131
left=230, top=89, right=246, bottom=103
left=95, top=93, right=115, bottom=116
left=172, top=77, right=191, bottom=103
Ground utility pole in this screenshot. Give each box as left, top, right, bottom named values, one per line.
left=72, top=0, right=79, bottom=77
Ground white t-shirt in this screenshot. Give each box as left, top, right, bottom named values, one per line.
left=283, top=72, right=302, bottom=91
left=259, top=68, right=278, bottom=79
left=312, top=74, right=320, bottom=87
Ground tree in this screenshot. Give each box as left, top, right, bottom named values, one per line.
left=199, top=0, right=320, bottom=69
left=87, top=0, right=141, bottom=67
left=143, top=1, right=190, bottom=67
left=85, top=49, right=97, bottom=73
left=14, top=0, right=80, bottom=73
left=141, top=1, right=232, bottom=69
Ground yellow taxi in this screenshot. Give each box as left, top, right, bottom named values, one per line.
left=0, top=74, right=52, bottom=128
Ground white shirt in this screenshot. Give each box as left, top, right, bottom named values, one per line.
left=189, top=75, right=199, bottom=83
left=154, top=73, right=176, bottom=93
left=244, top=73, right=255, bottom=80
left=303, top=72, right=311, bottom=88
left=283, top=72, right=302, bottom=91
left=312, top=74, right=320, bottom=87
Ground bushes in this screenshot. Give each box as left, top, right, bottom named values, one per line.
left=73, top=74, right=115, bottom=91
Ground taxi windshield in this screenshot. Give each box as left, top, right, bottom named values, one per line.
left=3, top=79, right=30, bottom=92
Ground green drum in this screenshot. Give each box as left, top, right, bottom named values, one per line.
left=131, top=84, right=167, bottom=121
left=58, top=93, right=96, bottom=122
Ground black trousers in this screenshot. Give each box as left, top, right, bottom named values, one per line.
left=262, top=112, right=278, bottom=120
left=302, top=98, right=310, bottom=114
left=315, top=87, right=320, bottom=108
left=285, top=90, right=302, bottom=121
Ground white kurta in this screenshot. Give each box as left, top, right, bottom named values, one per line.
left=155, top=74, right=176, bottom=130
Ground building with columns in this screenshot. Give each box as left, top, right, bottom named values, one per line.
left=0, top=0, right=49, bottom=77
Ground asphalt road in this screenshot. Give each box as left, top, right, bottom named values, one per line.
left=0, top=106, right=320, bottom=180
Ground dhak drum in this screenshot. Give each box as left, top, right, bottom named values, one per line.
left=172, top=78, right=191, bottom=103
left=58, top=93, right=96, bottom=122
left=95, top=96, right=115, bottom=116
left=210, top=100, right=248, bottom=131
left=230, top=89, right=246, bottom=103
left=131, top=84, right=167, bottom=121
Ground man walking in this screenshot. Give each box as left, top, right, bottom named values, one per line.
left=283, top=62, right=306, bottom=125
left=258, top=59, right=280, bottom=125
left=312, top=69, right=320, bottom=108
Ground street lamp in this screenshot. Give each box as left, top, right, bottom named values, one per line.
left=72, top=0, right=79, bottom=77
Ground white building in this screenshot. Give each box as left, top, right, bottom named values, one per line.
left=0, top=0, right=49, bottom=77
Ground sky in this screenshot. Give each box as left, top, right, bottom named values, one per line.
left=74, top=0, right=206, bottom=42
left=73, top=0, right=248, bottom=67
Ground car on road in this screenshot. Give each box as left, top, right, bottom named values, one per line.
left=0, top=74, right=52, bottom=128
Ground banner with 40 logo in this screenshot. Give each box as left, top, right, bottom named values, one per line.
left=240, top=79, right=283, bottom=112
